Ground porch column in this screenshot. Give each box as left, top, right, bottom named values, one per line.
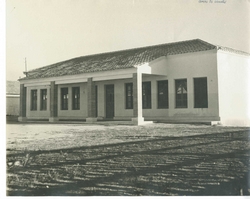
left=49, top=81, right=59, bottom=122
left=18, top=84, right=27, bottom=122
left=132, top=72, right=144, bottom=125
left=86, top=77, right=97, bottom=123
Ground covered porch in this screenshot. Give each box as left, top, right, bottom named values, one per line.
left=18, top=57, right=168, bottom=125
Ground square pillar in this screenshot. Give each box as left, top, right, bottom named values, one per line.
left=132, top=72, right=144, bottom=125
left=18, top=84, right=27, bottom=122
left=86, top=78, right=97, bottom=123
left=49, top=81, right=59, bottom=122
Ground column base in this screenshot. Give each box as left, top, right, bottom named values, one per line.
left=132, top=117, right=144, bottom=125
left=49, top=117, right=59, bottom=122
left=211, top=121, right=221, bottom=126
left=86, top=117, right=98, bottom=123
left=18, top=117, right=27, bottom=122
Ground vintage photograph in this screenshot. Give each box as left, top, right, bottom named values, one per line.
left=5, top=0, right=250, bottom=196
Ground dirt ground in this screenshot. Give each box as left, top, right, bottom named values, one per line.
left=6, top=123, right=250, bottom=196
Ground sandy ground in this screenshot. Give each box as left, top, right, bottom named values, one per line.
left=6, top=123, right=249, bottom=151
left=6, top=123, right=250, bottom=196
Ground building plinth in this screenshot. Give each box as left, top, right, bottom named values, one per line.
left=49, top=117, right=59, bottom=122
left=18, top=117, right=27, bottom=122
left=86, top=117, right=98, bottom=123
left=132, top=117, right=144, bottom=125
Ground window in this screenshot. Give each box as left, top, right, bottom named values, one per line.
left=125, top=83, right=133, bottom=109
left=194, top=77, right=208, bottom=108
left=61, top=88, right=68, bottom=110
left=40, top=89, right=47, bottom=110
left=157, top=80, right=169, bottom=109
left=31, top=90, right=37, bottom=110
left=142, top=82, right=151, bottom=109
left=72, top=87, right=80, bottom=110
left=175, top=79, right=187, bottom=108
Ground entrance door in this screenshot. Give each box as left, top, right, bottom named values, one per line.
left=105, top=84, right=114, bottom=118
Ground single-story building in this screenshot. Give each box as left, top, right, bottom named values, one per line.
left=6, top=81, right=20, bottom=116
left=18, top=39, right=250, bottom=126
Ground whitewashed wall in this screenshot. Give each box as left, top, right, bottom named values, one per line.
left=217, top=51, right=250, bottom=126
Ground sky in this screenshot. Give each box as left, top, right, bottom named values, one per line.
left=5, top=0, right=250, bottom=81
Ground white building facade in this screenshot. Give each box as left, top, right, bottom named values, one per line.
left=18, top=39, right=250, bottom=126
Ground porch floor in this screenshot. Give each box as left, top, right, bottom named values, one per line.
left=9, top=116, right=214, bottom=125
left=13, top=119, right=144, bottom=126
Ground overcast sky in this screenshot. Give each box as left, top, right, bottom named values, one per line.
left=5, top=0, right=250, bottom=81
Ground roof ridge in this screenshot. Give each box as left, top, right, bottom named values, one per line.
left=197, top=39, right=250, bottom=56
left=66, top=39, right=201, bottom=60
left=195, top=39, right=217, bottom=48
left=216, top=45, right=250, bottom=56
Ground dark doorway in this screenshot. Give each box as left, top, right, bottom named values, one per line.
left=105, top=84, right=114, bottom=118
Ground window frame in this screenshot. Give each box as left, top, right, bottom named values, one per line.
left=61, top=88, right=68, bottom=110
left=194, top=77, right=208, bottom=108
left=157, top=80, right=169, bottom=109
left=72, top=87, right=80, bottom=110
left=125, top=83, right=133, bottom=109
left=142, top=81, right=151, bottom=109
left=30, top=89, right=37, bottom=111
left=40, top=89, right=47, bottom=111
left=175, top=79, right=188, bottom=108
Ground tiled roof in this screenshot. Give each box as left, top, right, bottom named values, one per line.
left=19, top=39, right=249, bottom=80
left=6, top=81, right=20, bottom=95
